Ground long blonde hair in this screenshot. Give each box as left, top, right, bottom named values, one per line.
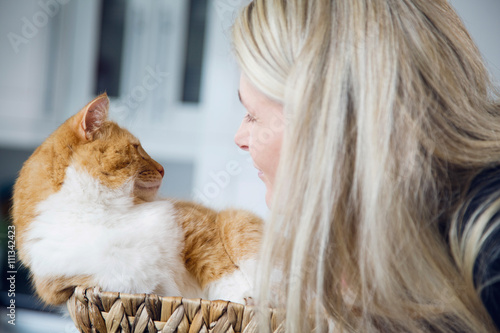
left=233, top=0, right=500, bottom=332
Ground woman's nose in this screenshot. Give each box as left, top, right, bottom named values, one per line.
left=234, top=121, right=249, bottom=151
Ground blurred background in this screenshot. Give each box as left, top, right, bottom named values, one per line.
left=0, top=0, right=498, bottom=332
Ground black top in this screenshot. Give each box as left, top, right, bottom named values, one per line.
left=463, top=166, right=500, bottom=330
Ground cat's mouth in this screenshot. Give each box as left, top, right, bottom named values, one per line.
left=134, top=179, right=162, bottom=201
left=135, top=180, right=162, bottom=191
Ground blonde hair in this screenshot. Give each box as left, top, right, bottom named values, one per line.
left=232, top=0, right=500, bottom=332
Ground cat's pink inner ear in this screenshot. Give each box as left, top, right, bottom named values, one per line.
left=79, top=93, right=109, bottom=141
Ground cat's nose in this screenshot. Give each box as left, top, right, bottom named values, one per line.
left=150, top=159, right=164, bottom=178
left=157, top=165, right=165, bottom=178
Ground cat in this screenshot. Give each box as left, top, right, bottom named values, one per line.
left=12, top=93, right=262, bottom=306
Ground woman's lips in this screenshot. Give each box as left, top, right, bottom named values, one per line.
left=254, top=166, right=264, bottom=178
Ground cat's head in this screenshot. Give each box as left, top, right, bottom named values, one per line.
left=66, top=93, right=164, bottom=201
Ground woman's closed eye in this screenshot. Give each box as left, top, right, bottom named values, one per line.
left=245, top=112, right=257, bottom=123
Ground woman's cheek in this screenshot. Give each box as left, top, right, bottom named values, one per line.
left=248, top=128, right=260, bottom=162
left=252, top=124, right=272, bottom=153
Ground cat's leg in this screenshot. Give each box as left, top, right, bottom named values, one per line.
left=173, top=201, right=238, bottom=289
left=208, top=209, right=263, bottom=304
left=215, top=209, right=262, bottom=263
left=33, top=274, right=94, bottom=305
left=172, top=200, right=263, bottom=303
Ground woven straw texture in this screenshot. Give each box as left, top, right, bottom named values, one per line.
left=67, top=287, right=285, bottom=333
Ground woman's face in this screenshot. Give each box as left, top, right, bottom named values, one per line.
left=235, top=74, right=284, bottom=207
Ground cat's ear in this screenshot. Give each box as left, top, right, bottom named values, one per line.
left=75, top=93, right=109, bottom=141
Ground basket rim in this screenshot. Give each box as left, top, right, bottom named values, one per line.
left=67, top=286, right=285, bottom=333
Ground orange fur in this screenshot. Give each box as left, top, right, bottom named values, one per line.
left=12, top=93, right=263, bottom=305
left=33, top=275, right=94, bottom=305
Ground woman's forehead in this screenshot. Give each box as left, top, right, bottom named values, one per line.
left=239, top=74, right=282, bottom=112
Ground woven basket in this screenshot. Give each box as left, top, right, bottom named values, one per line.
left=67, top=287, right=285, bottom=333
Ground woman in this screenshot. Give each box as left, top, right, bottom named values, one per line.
left=232, top=0, right=500, bottom=332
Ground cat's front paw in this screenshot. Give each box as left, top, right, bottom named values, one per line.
left=205, top=277, right=251, bottom=305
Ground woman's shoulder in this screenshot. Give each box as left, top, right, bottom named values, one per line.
left=474, top=225, right=500, bottom=331
left=464, top=165, right=500, bottom=329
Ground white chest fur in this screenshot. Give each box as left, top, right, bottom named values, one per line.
left=25, top=165, right=197, bottom=297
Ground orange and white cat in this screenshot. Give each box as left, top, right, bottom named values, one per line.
left=12, top=93, right=262, bottom=306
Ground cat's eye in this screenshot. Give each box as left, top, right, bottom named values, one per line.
left=136, top=144, right=149, bottom=159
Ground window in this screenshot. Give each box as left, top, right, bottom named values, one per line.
left=181, top=0, right=208, bottom=103
left=94, top=0, right=127, bottom=97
